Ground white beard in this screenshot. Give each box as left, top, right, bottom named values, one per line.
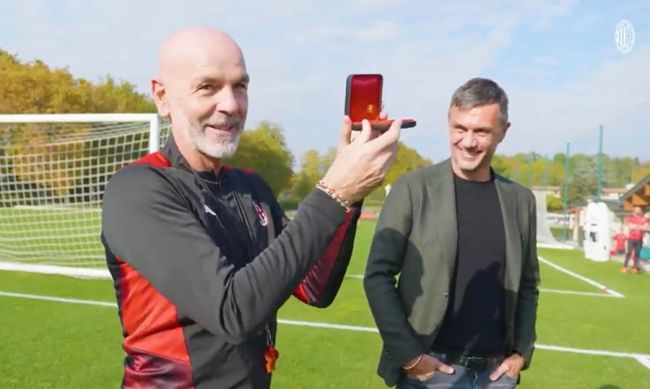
left=182, top=121, right=242, bottom=159
left=195, top=129, right=241, bottom=159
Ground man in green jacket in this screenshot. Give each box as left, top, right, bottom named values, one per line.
left=364, top=78, right=540, bottom=388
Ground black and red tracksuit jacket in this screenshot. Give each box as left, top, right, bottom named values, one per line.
left=101, top=134, right=360, bottom=388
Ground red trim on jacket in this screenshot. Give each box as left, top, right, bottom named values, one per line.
left=116, top=151, right=194, bottom=388
left=293, top=211, right=354, bottom=303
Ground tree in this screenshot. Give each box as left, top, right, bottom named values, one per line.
left=0, top=50, right=154, bottom=114
left=0, top=50, right=156, bottom=204
left=363, top=142, right=431, bottom=203
left=631, top=162, right=650, bottom=184
left=285, top=141, right=432, bottom=205
left=283, top=147, right=338, bottom=205
left=384, top=142, right=432, bottom=184
left=546, top=195, right=563, bottom=212
left=288, top=149, right=323, bottom=200
left=87, top=76, right=156, bottom=113
left=492, top=155, right=510, bottom=178
left=567, top=154, right=596, bottom=206
left=226, top=122, right=294, bottom=195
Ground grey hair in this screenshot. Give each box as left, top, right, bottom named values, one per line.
left=449, top=78, right=509, bottom=125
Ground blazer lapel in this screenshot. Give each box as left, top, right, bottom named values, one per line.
left=428, top=160, right=457, bottom=277
left=495, top=176, right=522, bottom=323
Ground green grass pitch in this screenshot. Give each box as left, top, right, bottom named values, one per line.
left=1, top=219, right=649, bottom=388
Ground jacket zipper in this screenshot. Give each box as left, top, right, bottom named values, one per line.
left=232, top=185, right=274, bottom=349
left=232, top=188, right=255, bottom=245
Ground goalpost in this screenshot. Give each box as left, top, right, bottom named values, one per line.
left=0, top=113, right=166, bottom=278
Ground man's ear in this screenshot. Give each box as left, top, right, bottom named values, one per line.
left=151, top=79, right=169, bottom=117
left=499, top=121, right=511, bottom=142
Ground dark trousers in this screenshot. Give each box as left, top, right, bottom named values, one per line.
left=624, top=239, right=643, bottom=269
left=396, top=352, right=517, bottom=389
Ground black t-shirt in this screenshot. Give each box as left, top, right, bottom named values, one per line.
left=432, top=173, right=506, bottom=356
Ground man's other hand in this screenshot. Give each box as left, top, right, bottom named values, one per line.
left=403, top=354, right=454, bottom=382
left=489, top=353, right=524, bottom=381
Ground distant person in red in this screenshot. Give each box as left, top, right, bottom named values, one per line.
left=611, top=231, right=626, bottom=256
left=621, top=206, right=647, bottom=273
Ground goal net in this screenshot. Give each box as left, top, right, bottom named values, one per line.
left=0, top=113, right=167, bottom=278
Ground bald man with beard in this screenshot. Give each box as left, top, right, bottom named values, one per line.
left=101, top=27, right=401, bottom=388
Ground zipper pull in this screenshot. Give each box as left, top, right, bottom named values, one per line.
left=264, top=345, right=279, bottom=373
left=264, top=326, right=279, bottom=373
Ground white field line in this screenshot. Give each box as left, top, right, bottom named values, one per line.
left=535, top=343, right=650, bottom=361
left=538, top=288, right=619, bottom=298
left=0, top=291, right=116, bottom=307
left=2, top=254, right=624, bottom=299
left=0, top=262, right=110, bottom=279
left=1, top=290, right=649, bottom=369
left=345, top=275, right=620, bottom=298
left=538, top=256, right=624, bottom=298
left=0, top=263, right=624, bottom=300
left=277, top=318, right=378, bottom=333
left=635, top=356, right=650, bottom=370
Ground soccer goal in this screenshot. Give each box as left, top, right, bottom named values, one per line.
left=0, top=113, right=167, bottom=278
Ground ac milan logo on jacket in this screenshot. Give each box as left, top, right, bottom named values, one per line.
left=253, top=202, right=268, bottom=227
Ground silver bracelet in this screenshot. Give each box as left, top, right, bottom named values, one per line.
left=316, top=180, right=351, bottom=211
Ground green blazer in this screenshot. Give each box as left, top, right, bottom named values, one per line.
left=364, top=160, right=540, bottom=387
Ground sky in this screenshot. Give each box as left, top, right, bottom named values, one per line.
left=1, top=0, right=649, bottom=164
